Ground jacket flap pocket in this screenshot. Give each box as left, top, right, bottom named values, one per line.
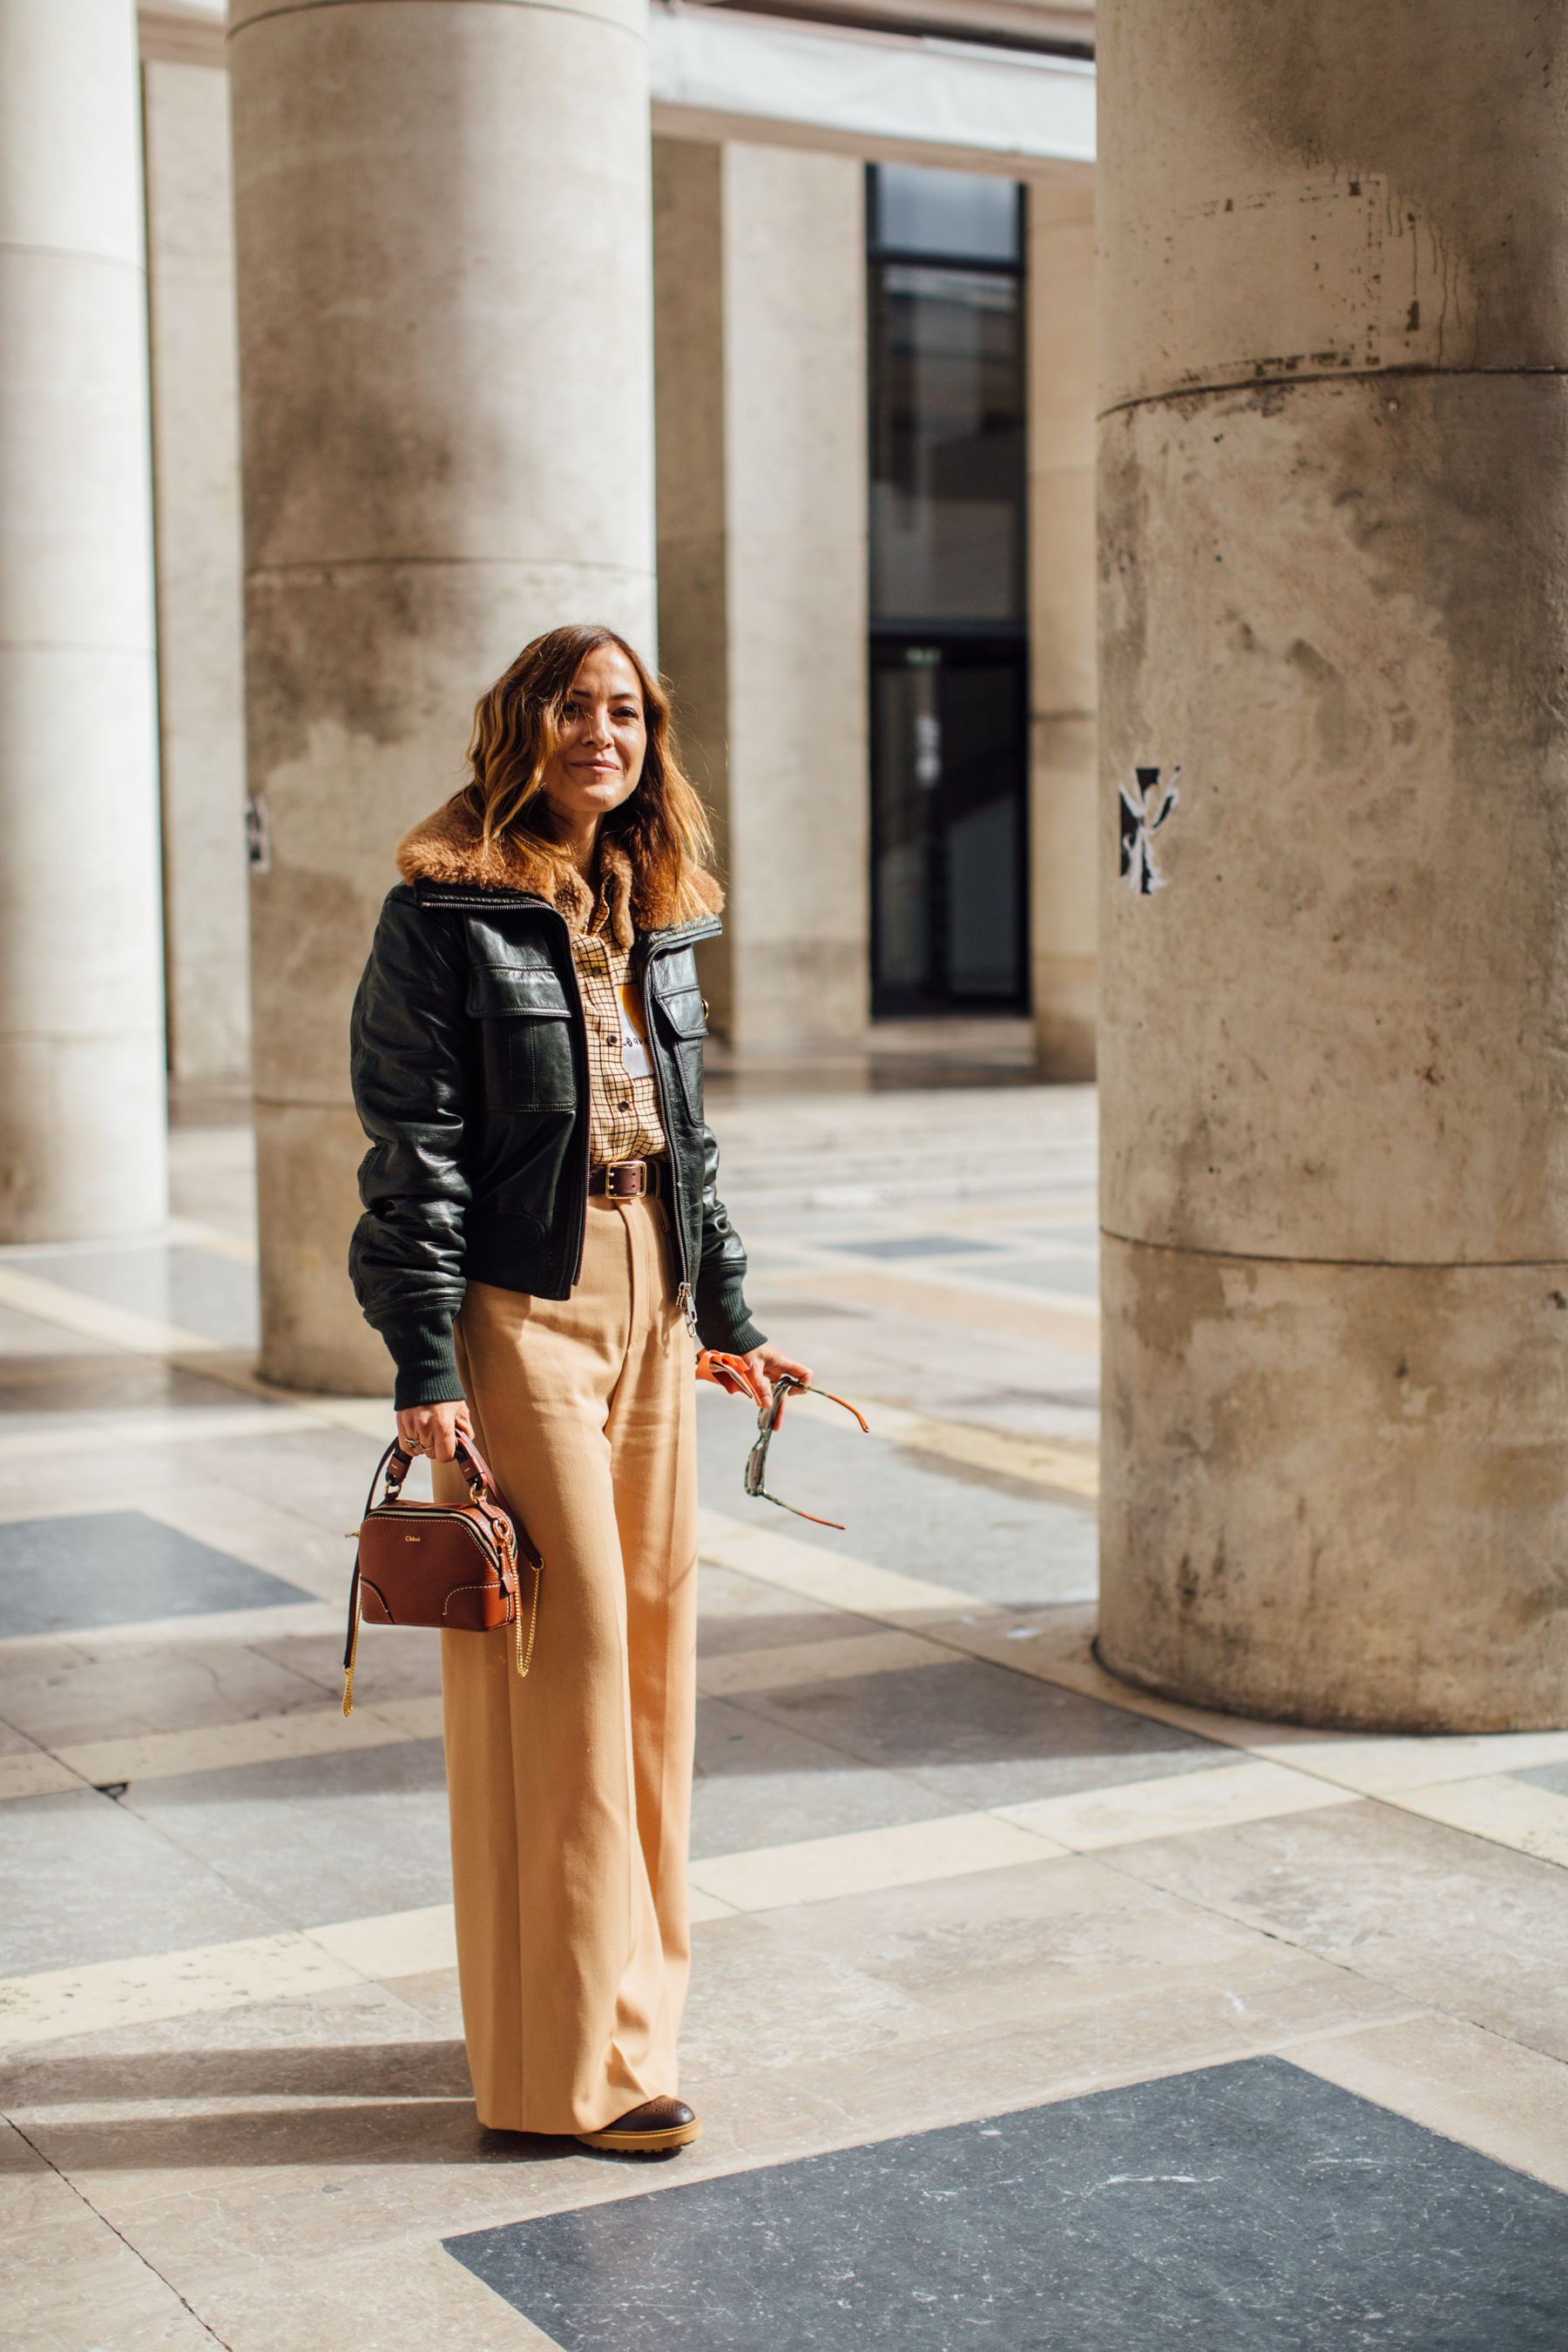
left=466, top=963, right=571, bottom=1019
left=653, top=984, right=707, bottom=1038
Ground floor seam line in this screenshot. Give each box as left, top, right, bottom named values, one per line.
left=3, top=2111, right=236, bottom=2348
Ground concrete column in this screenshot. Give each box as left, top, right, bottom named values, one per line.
left=0, top=0, right=168, bottom=1239
left=1097, top=0, right=1568, bottom=1730
left=1028, top=183, right=1096, bottom=1081
left=652, top=138, right=733, bottom=1032
left=230, top=0, right=656, bottom=1392
left=654, top=135, right=868, bottom=1048
left=143, top=47, right=251, bottom=1088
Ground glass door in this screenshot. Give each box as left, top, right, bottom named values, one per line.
left=867, top=162, right=1029, bottom=1016
left=872, top=639, right=1027, bottom=1012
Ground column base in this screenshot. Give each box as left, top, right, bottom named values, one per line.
left=1100, top=1235, right=1568, bottom=1733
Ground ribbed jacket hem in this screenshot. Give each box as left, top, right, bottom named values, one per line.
left=698, top=1270, right=766, bottom=1358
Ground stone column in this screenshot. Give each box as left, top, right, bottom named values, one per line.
left=1097, top=0, right=1568, bottom=1730
left=230, top=0, right=656, bottom=1392
left=0, top=0, right=167, bottom=1239
left=654, top=135, right=868, bottom=1049
left=652, top=138, right=733, bottom=1032
left=1028, top=182, right=1097, bottom=1081
left=143, top=45, right=251, bottom=1088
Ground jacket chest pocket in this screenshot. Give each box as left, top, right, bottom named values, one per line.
left=651, top=980, right=707, bottom=1122
left=467, top=964, right=576, bottom=1113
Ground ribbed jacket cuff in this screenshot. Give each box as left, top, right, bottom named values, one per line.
left=698, top=1271, right=766, bottom=1358
left=375, top=1311, right=467, bottom=1409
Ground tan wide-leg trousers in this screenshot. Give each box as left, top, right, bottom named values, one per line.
left=432, top=1193, right=698, bottom=2134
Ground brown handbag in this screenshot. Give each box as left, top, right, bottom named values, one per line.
left=341, top=1436, right=543, bottom=1714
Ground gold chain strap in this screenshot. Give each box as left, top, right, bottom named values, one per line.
left=515, top=1551, right=543, bottom=1678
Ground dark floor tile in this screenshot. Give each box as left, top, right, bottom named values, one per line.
left=692, top=1696, right=953, bottom=1859
left=728, top=1659, right=1230, bottom=1809
left=1516, top=1760, right=1568, bottom=1797
left=446, top=2057, right=1568, bottom=2350
left=0, top=1788, right=280, bottom=1973
left=990, top=1255, right=1100, bottom=1297
left=0, top=1511, right=314, bottom=1637
left=124, top=1740, right=453, bottom=1928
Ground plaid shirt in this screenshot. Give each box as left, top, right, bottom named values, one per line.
left=572, top=900, right=668, bottom=1170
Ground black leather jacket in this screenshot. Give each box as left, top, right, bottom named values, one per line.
left=348, top=880, right=764, bottom=1406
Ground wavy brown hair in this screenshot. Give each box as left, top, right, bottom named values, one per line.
left=463, top=625, right=713, bottom=915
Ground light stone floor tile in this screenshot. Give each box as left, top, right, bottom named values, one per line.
left=0, top=1303, right=108, bottom=1359
left=0, top=1754, right=87, bottom=1801
left=679, top=1913, right=945, bottom=2082
left=727, top=1850, right=1421, bottom=2058
left=202, top=2240, right=566, bottom=2352
left=0, top=1932, right=366, bottom=2051
left=772, top=1260, right=1101, bottom=1353
left=310, top=1904, right=457, bottom=1981
left=1288, top=2010, right=1568, bottom=2196
left=2, top=2118, right=221, bottom=2352
left=1282, top=1729, right=1568, bottom=1795
left=0, top=1975, right=463, bottom=2092
left=0, top=1264, right=225, bottom=1359
left=0, top=1622, right=341, bottom=1751
left=689, top=1810, right=1064, bottom=1910
left=697, top=1628, right=958, bottom=1696
left=1390, top=1770, right=1568, bottom=1865
left=52, top=1700, right=440, bottom=1793
left=785, top=1384, right=1099, bottom=1497
left=698, top=1511, right=977, bottom=1622
left=996, top=1757, right=1357, bottom=1848
left=0, top=1405, right=323, bottom=1465
left=251, top=1622, right=443, bottom=1710
left=1105, top=1801, right=1568, bottom=2062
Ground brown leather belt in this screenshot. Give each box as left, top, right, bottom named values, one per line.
left=589, top=1158, right=668, bottom=1200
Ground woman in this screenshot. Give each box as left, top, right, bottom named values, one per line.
left=348, top=624, right=807, bottom=2155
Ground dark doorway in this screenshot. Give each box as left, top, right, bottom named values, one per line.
left=871, top=639, right=1027, bottom=1012
left=867, top=163, right=1028, bottom=1017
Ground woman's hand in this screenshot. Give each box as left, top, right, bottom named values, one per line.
left=395, top=1400, right=473, bottom=1463
left=718, top=1342, right=812, bottom=1411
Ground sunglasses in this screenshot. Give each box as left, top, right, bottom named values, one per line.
left=743, top=1372, right=868, bottom=1531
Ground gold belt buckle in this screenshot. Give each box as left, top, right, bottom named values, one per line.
left=605, top=1159, right=646, bottom=1199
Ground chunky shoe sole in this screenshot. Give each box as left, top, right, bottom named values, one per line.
left=576, top=2115, right=703, bottom=2156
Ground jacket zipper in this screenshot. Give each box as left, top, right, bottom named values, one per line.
left=642, top=917, right=720, bottom=1342
left=525, top=898, right=593, bottom=1289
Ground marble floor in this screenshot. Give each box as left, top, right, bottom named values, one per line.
left=3, top=1085, right=1567, bottom=2349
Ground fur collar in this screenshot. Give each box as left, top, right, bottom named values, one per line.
left=395, top=792, right=722, bottom=947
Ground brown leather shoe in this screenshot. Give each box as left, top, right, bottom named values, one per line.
left=576, top=2097, right=702, bottom=2156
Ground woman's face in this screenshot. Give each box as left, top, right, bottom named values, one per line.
left=538, top=645, right=647, bottom=838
